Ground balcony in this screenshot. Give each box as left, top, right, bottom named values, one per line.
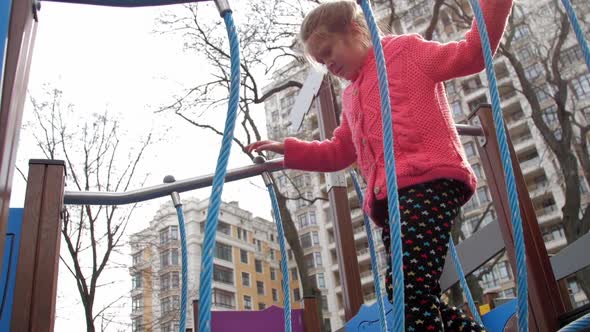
left=527, top=181, right=549, bottom=199
left=520, top=157, right=541, bottom=174
left=536, top=205, right=561, bottom=225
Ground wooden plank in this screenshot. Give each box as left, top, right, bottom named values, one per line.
left=302, top=296, right=321, bottom=332
left=10, top=163, right=45, bottom=331
left=0, top=0, right=37, bottom=284
left=30, top=163, right=65, bottom=331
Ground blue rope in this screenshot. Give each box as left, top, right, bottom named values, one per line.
left=266, top=182, right=292, bottom=332
left=468, top=1, right=528, bottom=331
left=350, top=170, right=389, bottom=332
left=198, top=11, right=240, bottom=332
left=175, top=205, right=189, bottom=332
left=560, top=0, right=590, bottom=72
left=558, top=313, right=590, bottom=332
left=358, top=1, right=405, bottom=331
left=448, top=239, right=483, bottom=326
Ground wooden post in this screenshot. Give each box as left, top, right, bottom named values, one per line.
left=193, top=300, right=199, bottom=332
left=474, top=106, right=565, bottom=332
left=302, top=296, right=321, bottom=332
left=0, top=0, right=38, bottom=280
left=11, top=160, right=65, bottom=332
left=317, top=76, right=363, bottom=320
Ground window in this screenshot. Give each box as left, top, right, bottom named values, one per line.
left=560, top=46, right=583, bottom=68
left=534, top=85, right=552, bottom=102
left=240, top=249, right=249, bottom=264
left=132, top=252, right=142, bottom=266
left=524, top=63, right=543, bottom=81
left=161, top=272, right=180, bottom=291
left=272, top=288, right=279, bottom=302
left=270, top=268, right=277, bottom=281
left=161, top=295, right=180, bottom=315
left=468, top=95, right=488, bottom=111
left=259, top=302, right=267, bottom=310
left=464, top=142, right=476, bottom=158
left=513, top=24, right=530, bottom=41
left=243, top=295, right=252, bottom=310
left=215, top=242, right=232, bottom=262
left=257, top=281, right=265, bottom=295
left=293, top=288, right=301, bottom=301
left=213, top=288, right=235, bottom=309
left=309, top=212, right=317, bottom=225
left=159, top=226, right=178, bottom=245
left=499, top=288, right=515, bottom=298
left=255, top=259, right=263, bottom=273
left=314, top=252, right=323, bottom=267
left=161, top=321, right=180, bottom=332
left=317, top=273, right=326, bottom=288
left=445, top=81, right=457, bottom=95
left=271, top=110, right=279, bottom=122
left=291, top=268, right=298, bottom=281
left=160, top=249, right=179, bottom=267
left=477, top=186, right=491, bottom=204
left=288, top=250, right=293, bottom=261
left=132, top=295, right=143, bottom=312
left=471, top=163, right=483, bottom=179
left=132, top=317, right=143, bottom=332
left=542, top=105, right=558, bottom=126
left=270, top=249, right=275, bottom=261
left=322, top=295, right=329, bottom=311
left=516, top=44, right=534, bottom=63
left=270, top=234, right=275, bottom=242
left=213, top=265, right=234, bottom=285
left=451, top=101, right=463, bottom=117
left=132, top=274, right=142, bottom=290
left=462, top=76, right=483, bottom=94
left=572, top=73, right=590, bottom=98
left=242, top=272, right=250, bottom=287
left=256, top=239, right=262, bottom=252
left=237, top=227, right=248, bottom=241
left=160, top=251, right=169, bottom=267
left=217, top=221, right=231, bottom=235
left=300, top=232, right=313, bottom=249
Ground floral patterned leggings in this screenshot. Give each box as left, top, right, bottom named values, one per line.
left=380, top=179, right=487, bottom=332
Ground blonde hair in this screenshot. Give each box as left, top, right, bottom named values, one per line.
left=299, top=1, right=372, bottom=59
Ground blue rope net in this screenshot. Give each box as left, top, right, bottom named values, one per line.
left=358, top=1, right=405, bottom=330
left=267, top=182, right=292, bottom=332
left=350, top=170, right=389, bottom=332
left=468, top=1, right=528, bottom=330
left=198, top=11, right=241, bottom=332
left=175, top=205, right=189, bottom=332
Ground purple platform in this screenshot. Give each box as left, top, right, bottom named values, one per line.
left=210, top=306, right=305, bottom=331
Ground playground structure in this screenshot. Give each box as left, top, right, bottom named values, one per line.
left=1, top=0, right=590, bottom=331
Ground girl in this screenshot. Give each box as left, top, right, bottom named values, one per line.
left=246, top=0, right=513, bottom=330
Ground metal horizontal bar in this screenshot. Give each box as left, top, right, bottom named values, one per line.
left=456, top=124, right=484, bottom=137
left=42, top=0, right=210, bottom=8
left=63, top=158, right=284, bottom=206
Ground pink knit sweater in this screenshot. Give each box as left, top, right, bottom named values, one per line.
left=284, top=0, right=513, bottom=221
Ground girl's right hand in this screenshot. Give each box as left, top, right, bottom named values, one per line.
left=244, top=140, right=285, bottom=155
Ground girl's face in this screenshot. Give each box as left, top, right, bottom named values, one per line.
left=307, top=32, right=369, bottom=81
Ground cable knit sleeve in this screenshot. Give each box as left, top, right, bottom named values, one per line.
left=283, top=114, right=356, bottom=172
left=407, top=0, right=513, bottom=82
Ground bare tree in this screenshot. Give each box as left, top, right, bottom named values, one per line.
left=23, top=87, right=154, bottom=332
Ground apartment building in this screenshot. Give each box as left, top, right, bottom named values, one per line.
left=262, top=0, right=589, bottom=329
left=129, top=198, right=297, bottom=332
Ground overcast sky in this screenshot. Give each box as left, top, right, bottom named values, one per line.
left=10, top=1, right=274, bottom=330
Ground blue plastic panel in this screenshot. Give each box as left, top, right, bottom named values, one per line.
left=0, top=208, right=24, bottom=330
